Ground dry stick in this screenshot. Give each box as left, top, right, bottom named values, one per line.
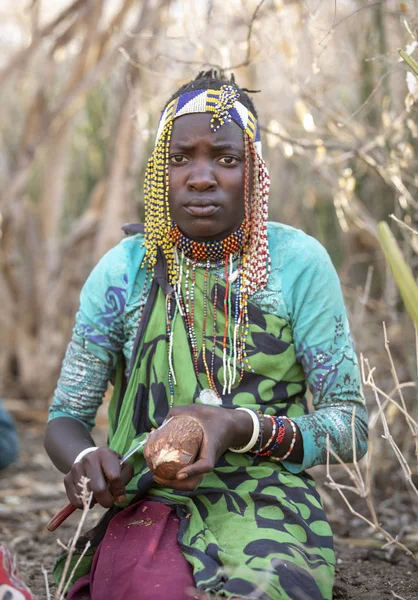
left=261, top=124, right=418, bottom=219
left=42, top=565, right=51, bottom=600
left=357, top=150, right=418, bottom=211
left=228, top=0, right=268, bottom=70
left=54, top=478, right=93, bottom=600
left=389, top=214, right=418, bottom=237
left=326, top=436, right=418, bottom=565
left=391, top=593, right=407, bottom=600
left=383, top=321, right=417, bottom=442
left=332, top=0, right=386, bottom=30
left=361, top=356, right=418, bottom=499
left=317, top=0, right=337, bottom=47
left=160, top=0, right=269, bottom=73
left=299, top=78, right=418, bottom=214
left=367, top=382, right=418, bottom=427
left=337, top=64, right=399, bottom=127
left=61, top=541, right=92, bottom=599
left=243, top=0, right=267, bottom=65
left=359, top=266, right=374, bottom=333
left=326, top=350, right=418, bottom=564
left=368, top=382, right=417, bottom=429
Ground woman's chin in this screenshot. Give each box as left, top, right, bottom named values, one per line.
left=176, top=220, right=243, bottom=242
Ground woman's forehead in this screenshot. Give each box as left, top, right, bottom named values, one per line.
left=170, top=113, right=244, bottom=147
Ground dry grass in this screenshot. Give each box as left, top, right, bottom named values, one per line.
left=326, top=325, right=418, bottom=566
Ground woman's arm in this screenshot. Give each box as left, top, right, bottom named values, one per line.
left=280, top=231, right=368, bottom=473
left=44, top=240, right=135, bottom=507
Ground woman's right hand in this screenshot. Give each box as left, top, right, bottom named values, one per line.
left=63, top=446, right=134, bottom=509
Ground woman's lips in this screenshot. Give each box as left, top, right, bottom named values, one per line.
left=183, top=204, right=219, bottom=217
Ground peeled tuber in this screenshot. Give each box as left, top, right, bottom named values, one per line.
left=144, top=416, right=204, bottom=480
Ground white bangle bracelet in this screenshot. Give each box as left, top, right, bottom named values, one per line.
left=228, top=408, right=260, bottom=454
left=73, top=447, right=98, bottom=465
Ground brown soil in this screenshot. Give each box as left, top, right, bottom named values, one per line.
left=1, top=420, right=417, bottom=600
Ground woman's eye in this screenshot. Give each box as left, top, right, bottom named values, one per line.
left=218, top=156, right=238, bottom=165
left=169, top=155, right=188, bottom=164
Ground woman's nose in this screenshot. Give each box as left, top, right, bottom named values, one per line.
left=186, top=163, right=217, bottom=191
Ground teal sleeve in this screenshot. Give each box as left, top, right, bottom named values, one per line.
left=280, top=233, right=368, bottom=472
left=48, top=241, right=129, bottom=430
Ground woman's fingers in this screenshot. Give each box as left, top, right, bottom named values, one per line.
left=153, top=473, right=204, bottom=491
left=175, top=456, right=214, bottom=480
left=64, top=467, right=85, bottom=509
left=64, top=447, right=134, bottom=509
left=84, top=462, right=113, bottom=508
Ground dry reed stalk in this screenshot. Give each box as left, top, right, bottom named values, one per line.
left=53, top=477, right=93, bottom=600
left=362, top=355, right=418, bottom=498
left=42, top=564, right=51, bottom=600
left=326, top=325, right=418, bottom=565
left=382, top=321, right=418, bottom=458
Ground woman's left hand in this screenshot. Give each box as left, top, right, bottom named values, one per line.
left=152, top=404, right=252, bottom=491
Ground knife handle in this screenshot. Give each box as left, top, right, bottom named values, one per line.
left=46, top=502, right=76, bottom=531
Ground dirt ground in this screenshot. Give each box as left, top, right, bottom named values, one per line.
left=1, top=419, right=417, bottom=600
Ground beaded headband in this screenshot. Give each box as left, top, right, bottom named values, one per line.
left=156, top=85, right=263, bottom=158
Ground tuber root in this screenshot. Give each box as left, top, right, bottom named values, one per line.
left=144, top=416, right=204, bottom=480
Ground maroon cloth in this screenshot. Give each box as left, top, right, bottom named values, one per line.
left=67, top=500, right=201, bottom=600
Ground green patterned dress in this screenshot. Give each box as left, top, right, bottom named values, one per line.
left=50, top=222, right=368, bottom=599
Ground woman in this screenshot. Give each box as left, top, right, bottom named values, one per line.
left=45, top=71, right=368, bottom=600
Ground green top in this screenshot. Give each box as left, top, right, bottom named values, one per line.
left=49, top=222, right=368, bottom=473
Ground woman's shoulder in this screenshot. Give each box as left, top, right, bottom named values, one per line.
left=97, top=231, right=147, bottom=275
left=119, top=231, right=147, bottom=262
left=81, top=232, right=147, bottom=310
left=267, top=221, right=329, bottom=268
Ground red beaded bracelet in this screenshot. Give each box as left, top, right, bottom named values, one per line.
left=270, top=417, right=297, bottom=462
left=256, top=415, right=277, bottom=456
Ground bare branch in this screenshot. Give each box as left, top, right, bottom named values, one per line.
left=389, top=214, right=418, bottom=236
left=0, top=0, right=85, bottom=88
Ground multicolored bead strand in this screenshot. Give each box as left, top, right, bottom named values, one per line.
left=201, top=260, right=218, bottom=394
left=210, top=262, right=220, bottom=390
left=222, top=260, right=230, bottom=395
left=269, top=417, right=287, bottom=454
left=226, top=254, right=236, bottom=394
left=166, top=293, right=175, bottom=407
left=255, top=415, right=277, bottom=456
left=270, top=417, right=298, bottom=462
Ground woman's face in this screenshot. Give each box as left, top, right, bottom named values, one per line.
left=168, top=113, right=246, bottom=241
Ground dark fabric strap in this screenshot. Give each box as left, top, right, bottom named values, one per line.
left=121, top=222, right=145, bottom=236
left=122, top=220, right=174, bottom=375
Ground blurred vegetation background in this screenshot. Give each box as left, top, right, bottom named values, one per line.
left=0, top=0, right=417, bottom=416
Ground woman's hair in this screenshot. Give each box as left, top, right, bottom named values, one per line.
left=165, top=70, right=259, bottom=118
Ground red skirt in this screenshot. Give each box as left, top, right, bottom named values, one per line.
left=67, top=500, right=244, bottom=600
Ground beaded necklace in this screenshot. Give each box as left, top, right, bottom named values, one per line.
left=170, top=219, right=248, bottom=263
left=167, top=228, right=248, bottom=402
